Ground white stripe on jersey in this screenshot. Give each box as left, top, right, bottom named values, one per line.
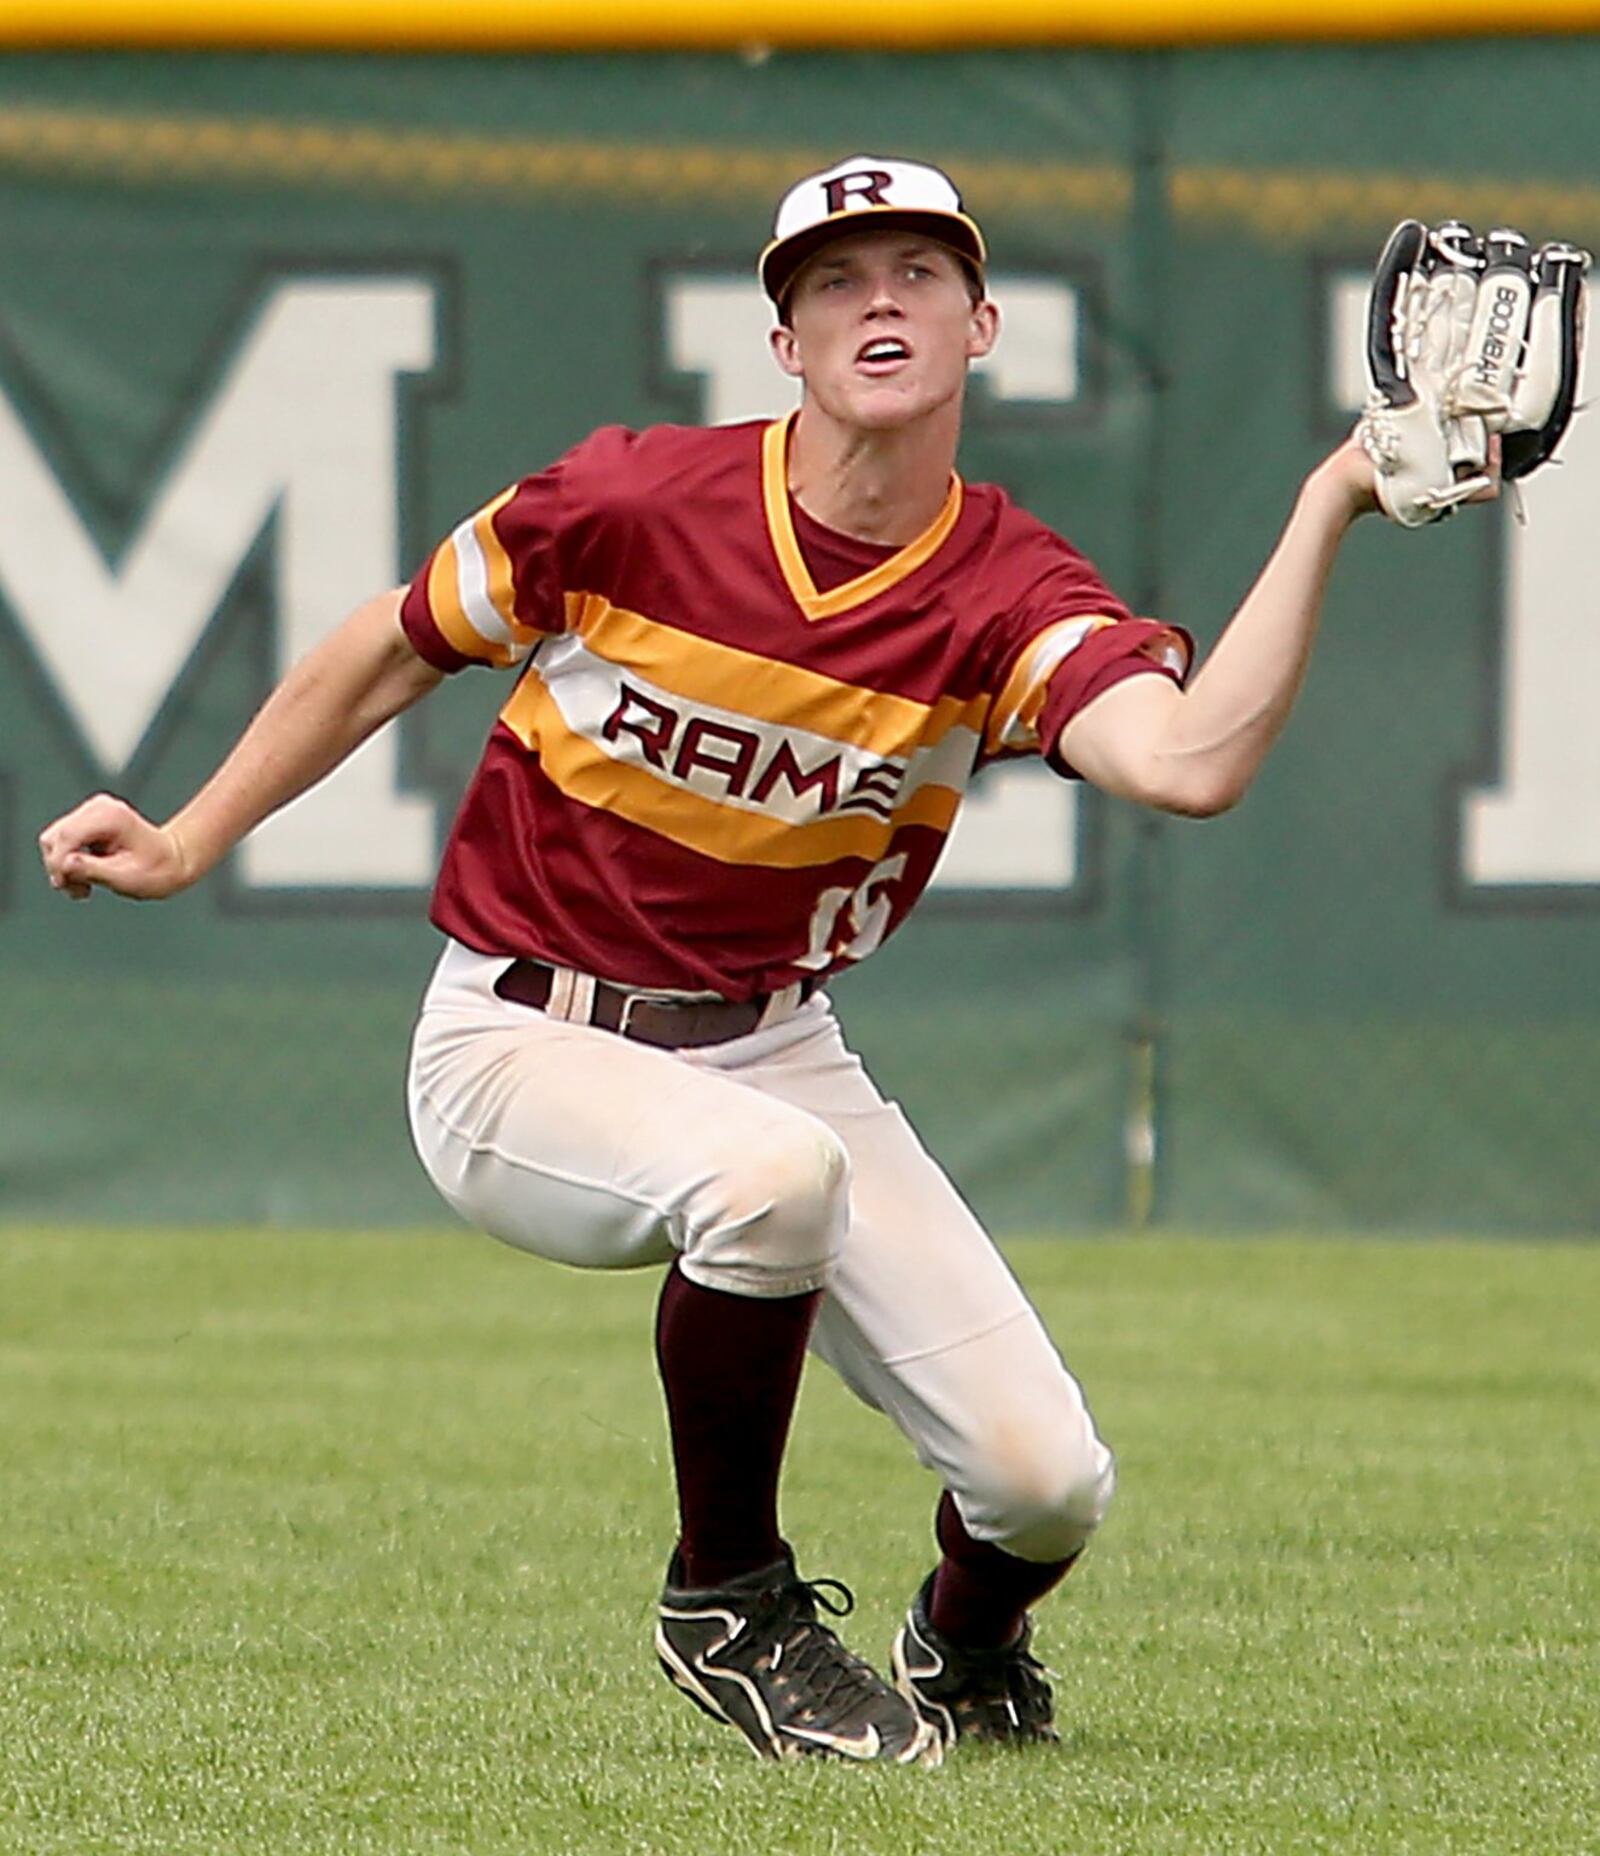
left=452, top=515, right=531, bottom=660
left=992, top=616, right=1105, bottom=751
left=530, top=633, right=982, bottom=828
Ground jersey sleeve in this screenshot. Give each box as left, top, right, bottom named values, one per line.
left=400, top=429, right=647, bottom=671
left=978, top=530, right=1192, bottom=773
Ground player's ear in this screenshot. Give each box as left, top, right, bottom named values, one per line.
left=770, top=323, right=805, bottom=379
left=966, top=298, right=1000, bottom=362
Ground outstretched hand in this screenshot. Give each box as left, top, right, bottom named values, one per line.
left=1320, top=432, right=1383, bottom=521
left=1316, top=429, right=1500, bottom=526
left=38, top=794, right=191, bottom=902
left=1358, top=219, right=1582, bottom=526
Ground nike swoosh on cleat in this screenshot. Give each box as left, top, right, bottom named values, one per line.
left=782, top=1722, right=883, bottom=1760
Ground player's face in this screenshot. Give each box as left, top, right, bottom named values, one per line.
left=770, top=231, right=998, bottom=431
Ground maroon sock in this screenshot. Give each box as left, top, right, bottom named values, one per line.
left=654, top=1262, right=822, bottom=1590
left=928, top=1490, right=1080, bottom=1649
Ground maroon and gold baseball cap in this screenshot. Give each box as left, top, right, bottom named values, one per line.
left=760, top=155, right=988, bottom=307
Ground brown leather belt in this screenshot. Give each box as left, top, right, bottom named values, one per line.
left=492, top=959, right=818, bottom=1050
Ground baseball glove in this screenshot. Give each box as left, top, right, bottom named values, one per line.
left=1358, top=218, right=1590, bottom=528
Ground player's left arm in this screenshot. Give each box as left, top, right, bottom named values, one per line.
left=1058, top=435, right=1399, bottom=818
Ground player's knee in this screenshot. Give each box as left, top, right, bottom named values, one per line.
left=1011, top=1439, right=1117, bottom=1561
left=969, top=1425, right=1117, bottom=1564
left=682, top=1119, right=849, bottom=1297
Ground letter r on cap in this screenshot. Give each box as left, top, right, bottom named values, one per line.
left=823, top=169, right=894, bottom=214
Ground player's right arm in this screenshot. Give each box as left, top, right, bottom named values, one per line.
left=38, top=588, right=442, bottom=901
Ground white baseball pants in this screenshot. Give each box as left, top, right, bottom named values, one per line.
left=406, top=939, right=1114, bottom=1562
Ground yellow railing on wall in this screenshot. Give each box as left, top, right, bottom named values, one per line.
left=6, top=0, right=1600, bottom=48
left=5, top=103, right=1600, bottom=240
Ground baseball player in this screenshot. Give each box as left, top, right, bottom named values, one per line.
left=38, top=156, right=1442, bottom=1768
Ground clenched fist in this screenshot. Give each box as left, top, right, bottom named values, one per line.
left=38, top=794, right=192, bottom=902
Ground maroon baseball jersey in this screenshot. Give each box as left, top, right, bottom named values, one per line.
left=401, top=415, right=1190, bottom=1000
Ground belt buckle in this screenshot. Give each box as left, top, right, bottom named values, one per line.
left=614, top=990, right=642, bottom=1038
left=615, top=987, right=713, bottom=1046
left=616, top=989, right=666, bottom=1040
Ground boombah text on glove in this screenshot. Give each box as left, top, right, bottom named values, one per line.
left=1469, top=282, right=1527, bottom=394
left=1358, top=219, right=1590, bottom=528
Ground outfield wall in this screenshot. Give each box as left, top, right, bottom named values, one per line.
left=8, top=0, right=1600, bottom=47
left=1, top=45, right=1597, bottom=1233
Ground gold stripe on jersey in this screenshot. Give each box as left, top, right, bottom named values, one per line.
left=986, top=613, right=1119, bottom=753
left=555, top=590, right=990, bottom=757
left=427, top=536, right=510, bottom=665
left=473, top=489, right=525, bottom=640
left=500, top=659, right=962, bottom=869
left=426, top=487, right=545, bottom=666
left=761, top=413, right=965, bottom=622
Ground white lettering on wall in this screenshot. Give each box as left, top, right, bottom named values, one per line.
left=1331, top=273, right=1600, bottom=886
left=0, top=278, right=439, bottom=887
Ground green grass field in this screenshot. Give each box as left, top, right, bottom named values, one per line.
left=3, top=1227, right=1597, bottom=1856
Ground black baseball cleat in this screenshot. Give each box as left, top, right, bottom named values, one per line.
left=890, top=1574, right=1060, bottom=1749
left=656, top=1551, right=942, bottom=1766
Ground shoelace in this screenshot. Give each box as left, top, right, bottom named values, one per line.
left=962, top=1644, right=1053, bottom=1729
left=1002, top=1651, right=1053, bottom=1727
left=749, top=1576, right=891, bottom=1719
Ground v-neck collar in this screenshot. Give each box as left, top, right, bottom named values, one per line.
left=760, top=411, right=964, bottom=623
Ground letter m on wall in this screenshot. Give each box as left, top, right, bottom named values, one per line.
left=0, top=277, right=439, bottom=888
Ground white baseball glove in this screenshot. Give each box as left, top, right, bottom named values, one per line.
left=1358, top=218, right=1590, bottom=527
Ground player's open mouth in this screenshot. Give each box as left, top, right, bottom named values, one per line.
left=855, top=338, right=912, bottom=373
